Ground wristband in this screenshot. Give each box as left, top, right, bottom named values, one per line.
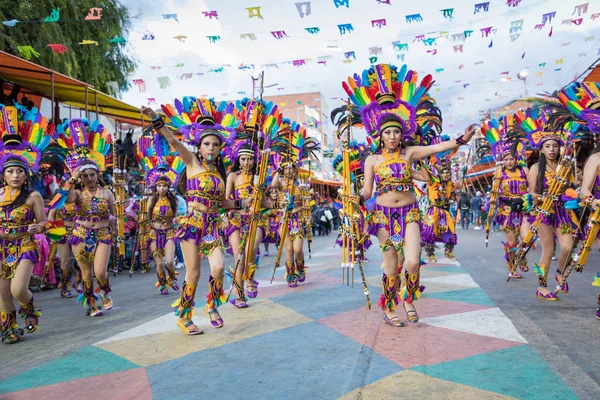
left=153, top=116, right=165, bottom=131
left=455, top=135, right=468, bottom=146
left=234, top=199, right=242, bottom=210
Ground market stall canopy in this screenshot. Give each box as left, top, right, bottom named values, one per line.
left=0, top=50, right=149, bottom=125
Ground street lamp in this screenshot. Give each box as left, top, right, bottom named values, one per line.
left=517, top=70, right=528, bottom=95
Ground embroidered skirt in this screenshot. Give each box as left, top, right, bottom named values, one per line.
left=367, top=203, right=422, bottom=252
left=175, top=208, right=225, bottom=256
left=69, top=223, right=112, bottom=264
left=528, top=201, right=579, bottom=234
left=150, top=227, right=175, bottom=258
left=422, top=206, right=457, bottom=245
left=0, top=236, right=38, bottom=279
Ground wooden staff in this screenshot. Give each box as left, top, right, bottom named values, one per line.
left=485, top=160, right=503, bottom=247
left=513, top=144, right=577, bottom=280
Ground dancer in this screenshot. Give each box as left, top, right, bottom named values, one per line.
left=143, top=98, right=249, bottom=334
left=53, top=119, right=114, bottom=316
left=422, top=153, right=458, bottom=261
left=270, top=123, right=319, bottom=288
left=138, top=133, right=184, bottom=295
left=48, top=203, right=76, bottom=297
left=225, top=142, right=262, bottom=306
left=0, top=105, right=48, bottom=344
left=481, top=117, right=530, bottom=278
left=342, top=64, right=476, bottom=327
left=517, top=110, right=578, bottom=300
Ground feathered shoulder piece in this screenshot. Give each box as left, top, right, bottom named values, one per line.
left=55, top=118, right=112, bottom=172
left=161, top=97, right=241, bottom=146
left=342, top=63, right=438, bottom=145
left=136, top=127, right=184, bottom=188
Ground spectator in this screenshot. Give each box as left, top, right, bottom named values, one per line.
left=458, top=192, right=471, bottom=230
left=471, top=191, right=484, bottom=230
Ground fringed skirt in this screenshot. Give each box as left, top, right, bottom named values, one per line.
left=422, top=206, right=457, bottom=245
left=367, top=203, right=421, bottom=253
left=175, top=208, right=225, bottom=256
left=494, top=202, right=525, bottom=233
left=150, top=227, right=175, bottom=258
left=0, top=236, right=38, bottom=279
left=262, top=215, right=280, bottom=244
left=283, top=211, right=304, bottom=242
left=528, top=201, right=579, bottom=234
left=68, top=223, right=111, bottom=264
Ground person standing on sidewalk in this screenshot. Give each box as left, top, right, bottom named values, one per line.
left=458, top=192, right=471, bottom=229
left=471, top=191, right=484, bottom=230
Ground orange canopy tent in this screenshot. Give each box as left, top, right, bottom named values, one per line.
left=0, top=50, right=149, bottom=126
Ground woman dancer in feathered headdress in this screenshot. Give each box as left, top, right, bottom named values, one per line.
left=552, top=81, right=600, bottom=318
left=223, top=99, right=280, bottom=306
left=422, top=138, right=458, bottom=262
left=269, top=122, right=320, bottom=287
left=138, top=132, right=185, bottom=296
left=51, top=118, right=115, bottom=317
left=481, top=116, right=530, bottom=279
left=142, top=98, right=251, bottom=334
left=517, top=109, right=580, bottom=301
left=0, top=104, right=49, bottom=344
left=342, top=64, right=476, bottom=327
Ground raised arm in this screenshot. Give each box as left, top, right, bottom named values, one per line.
left=407, top=125, right=477, bottom=163
left=140, top=106, right=196, bottom=167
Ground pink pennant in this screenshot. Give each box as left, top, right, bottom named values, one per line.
left=572, top=18, right=583, bottom=25
left=47, top=44, right=67, bottom=54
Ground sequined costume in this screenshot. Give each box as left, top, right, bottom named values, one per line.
left=527, top=170, right=579, bottom=234
left=0, top=203, right=38, bottom=279
left=496, top=168, right=529, bottom=232
left=422, top=180, right=457, bottom=255
left=150, top=197, right=176, bottom=258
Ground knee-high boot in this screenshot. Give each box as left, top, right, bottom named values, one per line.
left=0, top=310, right=22, bottom=344
left=18, top=296, right=41, bottom=333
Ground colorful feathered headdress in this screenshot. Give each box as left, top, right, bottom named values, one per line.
left=333, top=141, right=366, bottom=183
left=514, top=108, right=568, bottom=149
left=272, top=120, right=320, bottom=169
left=137, top=128, right=184, bottom=188
left=342, top=63, right=439, bottom=146
left=556, top=81, right=600, bottom=134
left=0, top=104, right=52, bottom=173
left=160, top=97, right=240, bottom=147
left=55, top=118, right=113, bottom=172
left=480, top=115, right=527, bottom=162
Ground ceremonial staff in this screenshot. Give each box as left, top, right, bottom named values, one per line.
left=271, top=124, right=296, bottom=284
left=112, top=152, right=127, bottom=277
left=339, top=99, right=371, bottom=308
left=485, top=159, right=503, bottom=247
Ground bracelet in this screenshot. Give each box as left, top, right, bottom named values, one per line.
left=234, top=199, right=242, bottom=210
left=152, top=116, right=165, bottom=131
left=37, top=225, right=47, bottom=234
left=455, top=135, right=468, bottom=146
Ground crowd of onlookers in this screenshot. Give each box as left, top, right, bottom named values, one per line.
left=452, top=189, right=497, bottom=231
left=310, top=201, right=340, bottom=237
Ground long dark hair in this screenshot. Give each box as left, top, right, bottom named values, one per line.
left=2, top=157, right=32, bottom=209
left=148, top=177, right=178, bottom=217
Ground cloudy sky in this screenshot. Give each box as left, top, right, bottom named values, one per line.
left=120, top=0, right=600, bottom=133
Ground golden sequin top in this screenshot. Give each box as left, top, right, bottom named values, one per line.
left=186, top=163, right=225, bottom=209
left=76, top=189, right=110, bottom=222
left=151, top=196, right=174, bottom=225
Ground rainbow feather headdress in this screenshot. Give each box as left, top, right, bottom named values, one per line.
left=514, top=108, right=567, bottom=149
left=480, top=115, right=527, bottom=161
left=342, top=63, right=440, bottom=145
left=557, top=81, right=600, bottom=134
left=55, top=118, right=113, bottom=172
left=332, top=141, right=366, bottom=182
left=0, top=104, right=52, bottom=173
left=160, top=97, right=240, bottom=147
left=137, top=128, right=184, bottom=188
left=273, top=120, right=320, bottom=169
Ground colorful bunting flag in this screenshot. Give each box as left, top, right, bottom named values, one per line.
left=48, top=44, right=67, bottom=54
left=17, top=46, right=40, bottom=60
left=79, top=40, right=98, bottom=46
left=162, top=14, right=179, bottom=23
left=333, top=0, right=349, bottom=8
left=507, top=0, right=522, bottom=7
left=132, top=79, right=146, bottom=92
left=142, top=31, right=155, bottom=40
left=85, top=7, right=102, bottom=20
left=203, top=10, right=218, bottom=19
left=510, top=19, right=524, bottom=33
left=240, top=33, right=257, bottom=40
left=207, top=35, right=221, bottom=43
left=157, top=77, right=171, bottom=89
left=271, top=31, right=288, bottom=39
left=344, top=51, right=356, bottom=59
left=573, top=3, right=589, bottom=16
left=338, top=23, right=354, bottom=35
left=542, top=11, right=556, bottom=24
left=371, top=18, right=386, bottom=28
left=480, top=26, right=493, bottom=37
left=43, top=8, right=60, bottom=22
left=441, top=8, right=454, bottom=20
left=406, top=14, right=423, bottom=23
left=474, top=2, right=490, bottom=14
left=453, top=44, right=463, bottom=53
left=295, top=2, right=311, bottom=17
left=246, top=7, right=263, bottom=19
left=2, top=19, right=18, bottom=27
left=305, top=27, right=320, bottom=34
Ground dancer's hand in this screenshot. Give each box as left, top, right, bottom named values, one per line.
left=463, top=124, right=477, bottom=142
left=140, top=106, right=158, bottom=120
